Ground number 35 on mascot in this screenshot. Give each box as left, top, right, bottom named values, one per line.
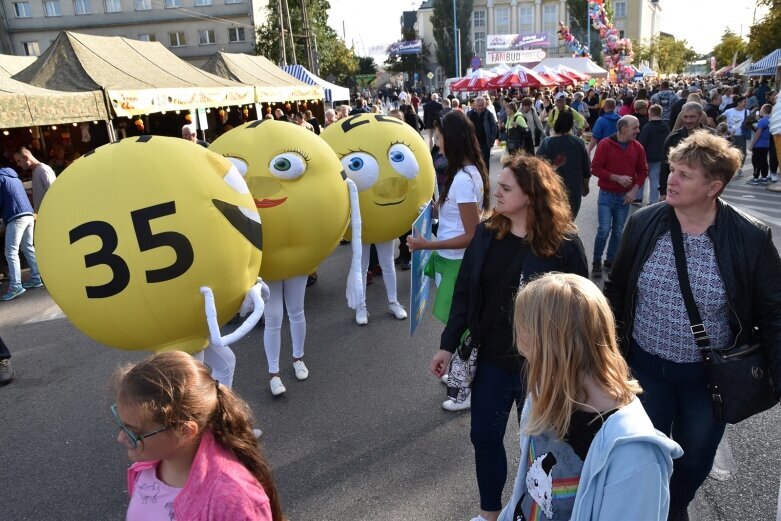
left=35, top=136, right=267, bottom=356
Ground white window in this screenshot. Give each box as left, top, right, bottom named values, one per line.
left=43, top=0, right=61, bottom=15
left=104, top=0, right=120, bottom=12
left=474, top=31, right=486, bottom=56
left=225, top=0, right=241, bottom=3
left=138, top=33, right=156, bottom=42
left=228, top=27, right=245, bottom=43
left=518, top=5, right=533, bottom=34
left=542, top=3, right=558, bottom=48
left=133, top=0, right=150, bottom=9
left=13, top=1, right=31, bottom=16
left=22, top=41, right=40, bottom=56
left=169, top=31, right=186, bottom=47
left=472, top=10, right=485, bottom=28
left=194, top=0, right=212, bottom=5
left=164, top=0, right=181, bottom=7
left=494, top=6, right=510, bottom=35
left=73, top=0, right=91, bottom=14
left=614, top=1, right=626, bottom=18
left=198, top=29, right=215, bottom=45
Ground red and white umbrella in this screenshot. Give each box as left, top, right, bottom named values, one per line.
left=555, top=64, right=591, bottom=82
left=450, top=69, right=498, bottom=92
left=532, top=64, right=570, bottom=85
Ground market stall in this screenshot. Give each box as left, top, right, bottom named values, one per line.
left=282, top=64, right=350, bottom=104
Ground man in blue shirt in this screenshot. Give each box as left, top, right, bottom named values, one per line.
left=587, top=98, right=620, bottom=154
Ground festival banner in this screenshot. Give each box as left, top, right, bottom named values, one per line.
left=409, top=202, right=433, bottom=337
left=485, top=49, right=546, bottom=65
left=387, top=40, right=423, bottom=55
left=487, top=33, right=550, bottom=50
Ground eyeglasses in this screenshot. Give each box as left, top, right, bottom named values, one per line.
left=110, top=404, right=168, bottom=449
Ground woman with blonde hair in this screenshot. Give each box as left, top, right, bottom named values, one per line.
left=433, top=154, right=588, bottom=521
left=498, top=274, right=682, bottom=521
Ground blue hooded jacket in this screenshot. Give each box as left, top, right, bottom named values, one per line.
left=592, top=111, right=621, bottom=142
left=0, top=167, right=34, bottom=224
left=499, top=397, right=683, bottom=521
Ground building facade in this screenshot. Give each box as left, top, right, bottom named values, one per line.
left=415, top=0, right=661, bottom=87
left=0, top=0, right=266, bottom=65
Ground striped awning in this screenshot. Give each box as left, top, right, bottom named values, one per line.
left=282, top=64, right=350, bottom=102
left=746, top=49, right=781, bottom=76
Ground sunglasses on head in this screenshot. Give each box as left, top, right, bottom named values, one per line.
left=110, top=404, right=168, bottom=449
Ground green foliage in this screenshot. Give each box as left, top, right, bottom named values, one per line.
left=384, top=27, right=430, bottom=84
left=711, top=29, right=748, bottom=69
left=255, top=0, right=357, bottom=84
left=356, top=56, right=378, bottom=75
left=631, top=35, right=696, bottom=74
left=747, top=0, right=781, bottom=59
left=431, top=0, right=474, bottom=77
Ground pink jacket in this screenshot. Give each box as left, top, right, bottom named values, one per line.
left=127, top=429, right=272, bottom=521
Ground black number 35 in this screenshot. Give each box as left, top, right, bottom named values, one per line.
left=69, top=201, right=195, bottom=298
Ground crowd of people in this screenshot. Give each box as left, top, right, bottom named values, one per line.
left=1, top=72, right=780, bottom=521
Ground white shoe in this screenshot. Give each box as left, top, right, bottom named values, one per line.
left=469, top=515, right=489, bottom=521
left=252, top=428, right=263, bottom=439
left=269, top=376, right=286, bottom=396
left=442, top=395, right=471, bottom=411
left=355, top=305, right=369, bottom=325
left=293, top=360, right=309, bottom=381
left=388, top=300, right=408, bottom=320
left=441, top=374, right=449, bottom=384
left=771, top=173, right=779, bottom=182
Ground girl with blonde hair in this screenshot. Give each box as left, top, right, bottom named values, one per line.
left=499, top=273, right=682, bottom=521
left=112, top=351, right=284, bottom=521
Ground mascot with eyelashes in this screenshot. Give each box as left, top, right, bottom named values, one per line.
left=320, top=114, right=436, bottom=326
left=210, top=120, right=363, bottom=396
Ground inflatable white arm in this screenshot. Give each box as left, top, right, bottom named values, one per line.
left=345, top=178, right=363, bottom=310
left=200, top=279, right=268, bottom=347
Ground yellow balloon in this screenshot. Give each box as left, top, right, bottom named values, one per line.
left=35, top=136, right=262, bottom=353
left=320, top=114, right=435, bottom=244
left=209, top=120, right=349, bottom=281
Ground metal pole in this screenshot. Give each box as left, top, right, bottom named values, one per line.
left=586, top=0, right=590, bottom=55
left=277, top=0, right=287, bottom=66
left=452, top=0, right=459, bottom=78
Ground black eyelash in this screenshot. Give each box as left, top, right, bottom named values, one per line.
left=389, top=140, right=412, bottom=148
left=338, top=148, right=364, bottom=159
left=287, top=148, right=311, bottom=162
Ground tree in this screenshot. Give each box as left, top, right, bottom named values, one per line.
left=256, top=0, right=357, bottom=84
left=356, top=56, right=378, bottom=75
left=565, top=0, right=612, bottom=65
left=384, top=28, right=430, bottom=87
left=630, top=35, right=696, bottom=74
left=748, top=0, right=781, bottom=59
left=711, top=29, right=748, bottom=69
left=431, top=0, right=474, bottom=77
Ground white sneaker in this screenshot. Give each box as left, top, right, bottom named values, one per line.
left=269, top=376, right=286, bottom=396
left=771, top=173, right=779, bottom=182
left=441, top=374, right=449, bottom=384
left=252, top=428, right=263, bottom=439
left=293, top=360, right=309, bottom=381
left=355, top=305, right=369, bottom=325
left=388, top=300, right=408, bottom=320
left=469, top=515, right=489, bottom=521
left=442, top=395, right=471, bottom=411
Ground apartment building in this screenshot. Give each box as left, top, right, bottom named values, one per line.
left=0, top=0, right=266, bottom=65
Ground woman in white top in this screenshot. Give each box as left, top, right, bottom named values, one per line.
left=407, top=110, right=490, bottom=326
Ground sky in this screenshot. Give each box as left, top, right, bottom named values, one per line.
left=327, top=0, right=769, bottom=58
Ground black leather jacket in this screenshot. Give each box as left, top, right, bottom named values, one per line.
left=603, top=201, right=781, bottom=400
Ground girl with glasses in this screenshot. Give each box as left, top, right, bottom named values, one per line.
left=111, top=351, right=284, bottom=521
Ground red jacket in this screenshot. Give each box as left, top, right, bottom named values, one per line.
left=591, top=134, right=648, bottom=193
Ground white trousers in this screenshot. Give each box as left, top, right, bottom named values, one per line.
left=263, top=275, right=307, bottom=374
left=193, top=343, right=236, bottom=389
left=361, top=241, right=398, bottom=304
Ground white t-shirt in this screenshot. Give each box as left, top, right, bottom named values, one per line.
left=437, top=165, right=484, bottom=260
left=723, top=107, right=746, bottom=137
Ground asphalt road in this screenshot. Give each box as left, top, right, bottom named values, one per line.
left=0, top=149, right=779, bottom=520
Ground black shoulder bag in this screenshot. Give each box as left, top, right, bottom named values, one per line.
left=446, top=244, right=527, bottom=403
left=669, top=212, right=777, bottom=424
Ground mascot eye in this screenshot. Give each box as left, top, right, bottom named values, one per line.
left=387, top=144, right=419, bottom=179
left=223, top=164, right=250, bottom=194
left=269, top=152, right=307, bottom=180
left=340, top=152, right=379, bottom=192
left=226, top=157, right=248, bottom=177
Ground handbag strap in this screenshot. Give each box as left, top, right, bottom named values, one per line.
left=471, top=240, right=528, bottom=344
left=668, top=209, right=711, bottom=349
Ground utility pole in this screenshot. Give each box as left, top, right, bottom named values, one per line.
left=281, top=0, right=297, bottom=65
left=300, top=0, right=314, bottom=71
left=452, top=0, right=460, bottom=77
left=277, top=0, right=287, bottom=66
left=586, top=0, right=591, bottom=56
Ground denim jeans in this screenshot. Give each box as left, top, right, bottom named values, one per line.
left=647, top=162, right=661, bottom=204
left=470, top=361, right=526, bottom=512
left=4, top=215, right=39, bottom=289
left=593, top=189, right=629, bottom=263
left=628, top=340, right=726, bottom=509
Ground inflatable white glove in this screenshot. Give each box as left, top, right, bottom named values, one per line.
left=345, top=179, right=364, bottom=309
left=240, top=278, right=270, bottom=317
left=201, top=280, right=266, bottom=348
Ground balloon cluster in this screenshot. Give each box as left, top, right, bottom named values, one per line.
left=588, top=0, right=635, bottom=82
left=558, top=22, right=591, bottom=58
